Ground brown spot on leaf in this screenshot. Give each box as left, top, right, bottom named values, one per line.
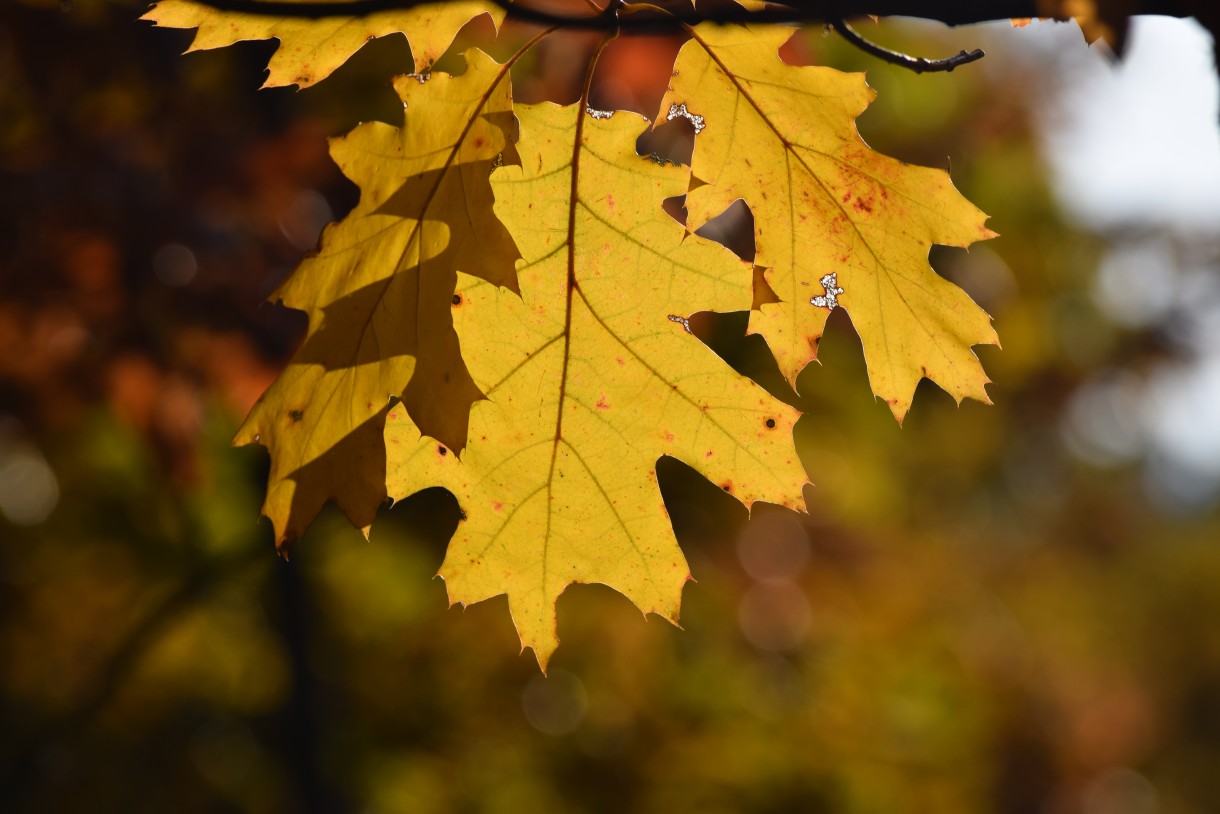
left=438, top=445, right=448, bottom=456
left=452, top=294, right=462, bottom=305
left=596, top=395, right=610, bottom=410
left=288, top=409, right=304, bottom=422
left=765, top=418, right=776, bottom=429
left=853, top=197, right=874, bottom=213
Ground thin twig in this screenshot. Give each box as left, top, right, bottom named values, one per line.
left=830, top=17, right=984, bottom=72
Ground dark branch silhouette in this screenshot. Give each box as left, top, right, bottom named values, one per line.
left=829, top=17, right=984, bottom=72
left=143, top=0, right=1206, bottom=27
left=144, top=0, right=1210, bottom=72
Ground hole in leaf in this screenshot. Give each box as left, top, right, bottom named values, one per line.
left=694, top=199, right=756, bottom=263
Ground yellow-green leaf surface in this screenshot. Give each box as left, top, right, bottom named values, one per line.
left=385, top=104, right=808, bottom=667
left=142, top=0, right=504, bottom=88
left=236, top=50, right=519, bottom=547
left=661, top=25, right=998, bottom=422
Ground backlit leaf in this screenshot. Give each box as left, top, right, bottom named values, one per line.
left=661, top=24, right=998, bottom=422
left=384, top=104, right=808, bottom=667
left=235, top=49, right=518, bottom=547
left=142, top=0, right=505, bottom=88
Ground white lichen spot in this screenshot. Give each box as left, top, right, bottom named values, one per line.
left=668, top=314, right=692, bottom=333
left=407, top=72, right=430, bottom=84
left=666, top=102, right=705, bottom=134
left=809, top=272, right=844, bottom=310
left=490, top=152, right=504, bottom=174
left=644, top=152, right=676, bottom=167
left=586, top=106, right=615, bottom=120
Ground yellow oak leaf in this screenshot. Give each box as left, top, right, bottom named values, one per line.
left=384, top=103, right=808, bottom=668
left=142, top=0, right=505, bottom=88
left=661, top=24, right=998, bottom=422
left=235, top=49, right=519, bottom=547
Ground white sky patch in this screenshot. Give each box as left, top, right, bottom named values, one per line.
left=1034, top=17, right=1220, bottom=233
left=1145, top=318, right=1220, bottom=478
left=981, top=16, right=1220, bottom=506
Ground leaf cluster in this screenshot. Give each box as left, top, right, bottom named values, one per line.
left=143, top=0, right=997, bottom=666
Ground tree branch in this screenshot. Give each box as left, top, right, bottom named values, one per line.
left=830, top=17, right=984, bottom=72
left=139, top=0, right=1100, bottom=27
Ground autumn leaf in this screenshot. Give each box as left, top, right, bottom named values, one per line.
left=1032, top=0, right=1136, bottom=51
left=385, top=103, right=808, bottom=667
left=235, top=49, right=519, bottom=547
left=142, top=0, right=505, bottom=88
left=661, top=24, right=997, bottom=422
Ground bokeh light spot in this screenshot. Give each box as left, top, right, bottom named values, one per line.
left=736, top=510, right=810, bottom=583
left=521, top=669, right=588, bottom=736
left=153, top=242, right=198, bottom=287
left=0, top=438, right=60, bottom=527
left=738, top=580, right=812, bottom=652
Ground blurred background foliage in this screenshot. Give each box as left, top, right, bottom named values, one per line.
left=2, top=1, right=1219, bottom=812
